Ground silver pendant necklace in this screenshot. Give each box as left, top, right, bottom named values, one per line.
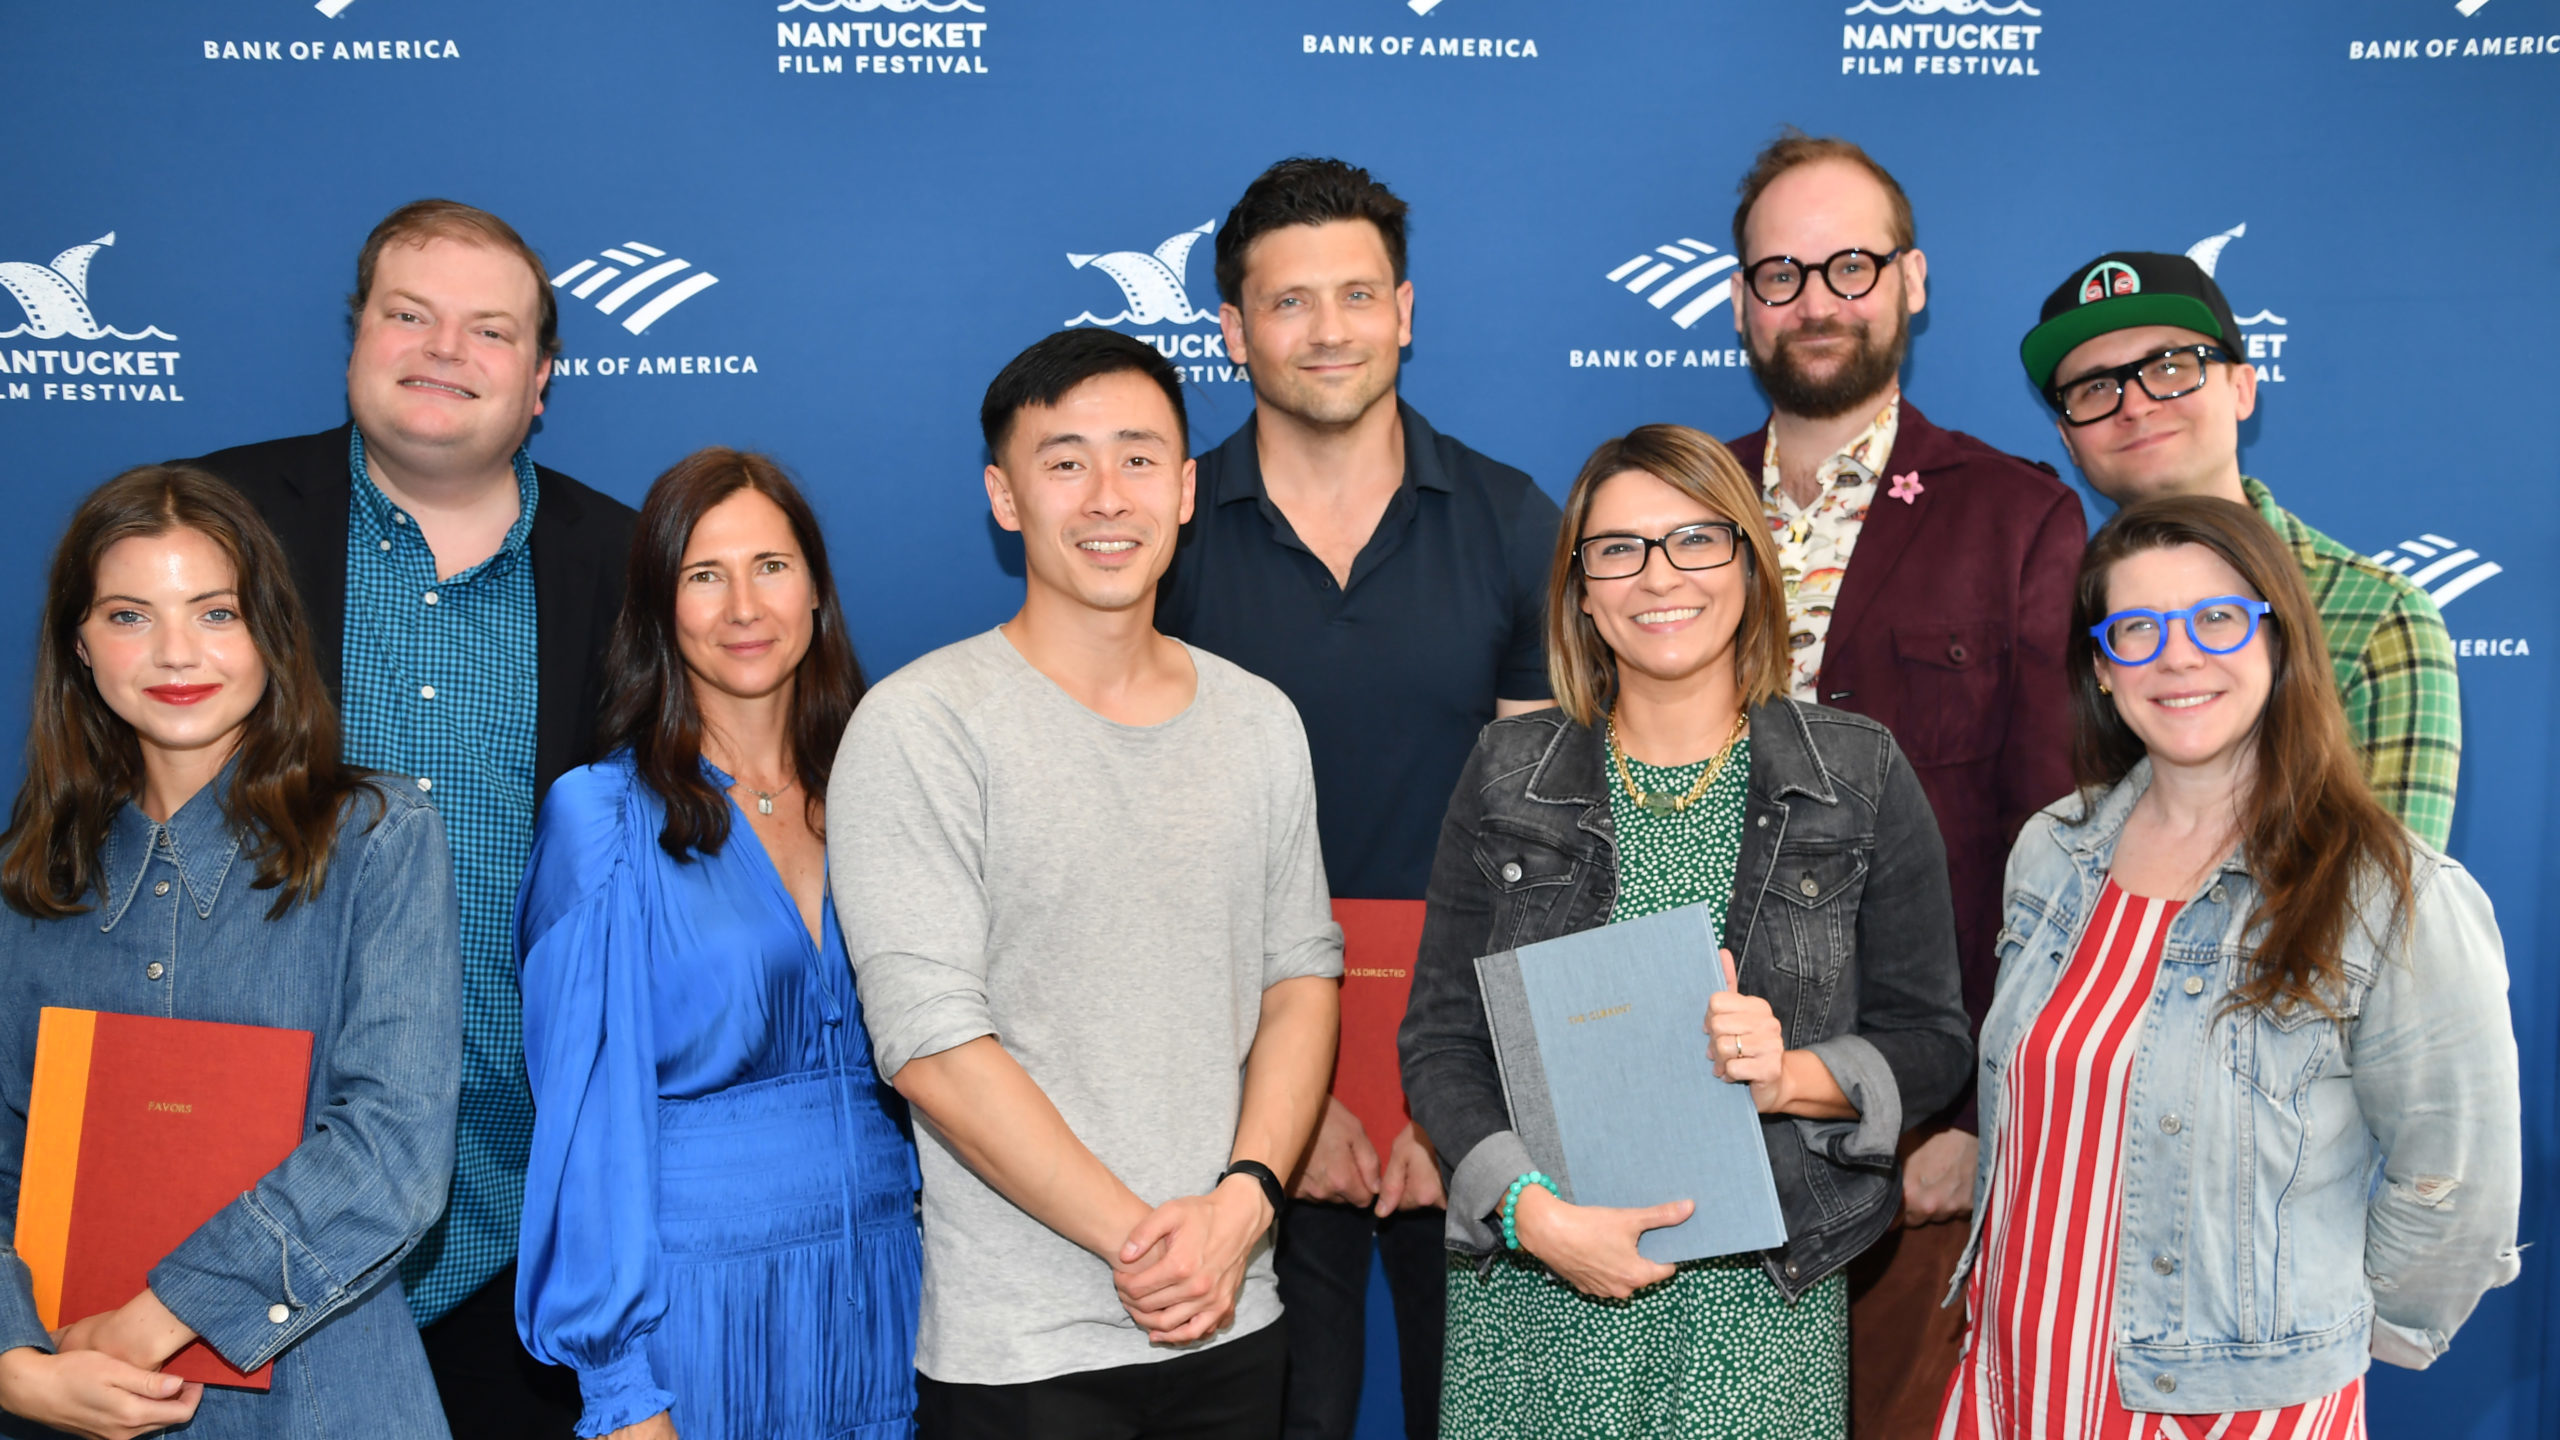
left=745, top=788, right=777, bottom=816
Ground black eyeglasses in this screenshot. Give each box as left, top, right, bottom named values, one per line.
left=1575, top=523, right=1742, bottom=580
left=2048, top=344, right=2233, bottom=425
left=1742, top=248, right=1903, bottom=307
left=2089, top=595, right=2271, bottom=666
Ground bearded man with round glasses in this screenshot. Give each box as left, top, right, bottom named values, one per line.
left=1719, top=131, right=2087, bottom=1439
left=2022, top=249, right=2459, bottom=850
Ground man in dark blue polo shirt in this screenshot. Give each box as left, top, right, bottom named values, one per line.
left=1154, top=157, right=1560, bottom=1440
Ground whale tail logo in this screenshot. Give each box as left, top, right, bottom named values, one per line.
left=1606, top=237, right=1740, bottom=329
left=1066, top=222, right=1219, bottom=327
left=2371, top=534, right=2502, bottom=608
left=2186, top=223, right=2289, bottom=327
left=550, top=242, right=722, bottom=335
left=0, top=231, right=179, bottom=341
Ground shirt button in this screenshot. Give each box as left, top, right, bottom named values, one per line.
left=145, top=963, right=164, bottom=981
left=2160, top=1113, right=2183, bottom=1135
left=419, top=685, right=436, bottom=700
left=2183, top=975, right=2204, bottom=996
left=379, top=539, right=392, bottom=552
left=152, top=880, right=170, bottom=897
left=422, top=592, right=439, bottom=606
left=1500, top=862, right=1523, bottom=883
left=268, top=1303, right=290, bottom=1324
left=2152, top=1254, right=2176, bottom=1275
left=393, top=512, right=409, bottom=526
left=155, top=830, right=170, bottom=848
left=2154, top=1374, right=2177, bottom=1395
left=417, top=777, right=433, bottom=792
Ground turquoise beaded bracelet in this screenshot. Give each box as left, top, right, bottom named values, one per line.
left=1500, top=1171, right=1556, bottom=1250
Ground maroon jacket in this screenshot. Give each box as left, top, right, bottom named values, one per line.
left=1729, top=401, right=2083, bottom=1106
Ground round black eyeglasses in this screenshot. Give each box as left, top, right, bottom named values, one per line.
left=2090, top=595, right=2271, bottom=667
left=1575, top=523, right=1741, bottom=580
left=1743, top=248, right=1903, bottom=307
left=2049, top=345, right=2234, bottom=426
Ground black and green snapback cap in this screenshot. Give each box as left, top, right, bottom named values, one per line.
left=2019, top=251, right=2245, bottom=391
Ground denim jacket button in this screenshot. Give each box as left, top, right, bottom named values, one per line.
left=145, top=963, right=164, bottom=981
left=268, top=1304, right=289, bottom=1324
left=2152, top=1253, right=2176, bottom=1275
left=2160, top=1113, right=2183, bottom=1135
left=1756, top=814, right=1769, bottom=828
left=2154, top=1374, right=2177, bottom=1394
left=1501, top=862, right=1523, bottom=883
left=2209, top=884, right=2228, bottom=905
left=2183, top=975, right=2204, bottom=996
left=153, top=881, right=170, bottom=897
left=1799, top=875, right=1820, bottom=897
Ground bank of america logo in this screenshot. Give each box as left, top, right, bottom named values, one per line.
left=1605, top=237, right=1738, bottom=329
left=314, top=0, right=357, bottom=16
left=549, top=243, right=721, bottom=336
left=1064, top=221, right=1218, bottom=327
left=2371, top=535, right=2502, bottom=608
left=0, top=232, right=177, bottom=341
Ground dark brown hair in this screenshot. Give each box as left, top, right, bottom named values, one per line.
left=597, top=449, right=865, bottom=860
left=1731, top=130, right=1916, bottom=258
left=2, top=467, right=381, bottom=919
left=2071, top=496, right=2413, bottom=1016
left=1546, top=426, right=1790, bottom=727
left=348, top=198, right=560, bottom=361
left=1214, top=157, right=1410, bottom=307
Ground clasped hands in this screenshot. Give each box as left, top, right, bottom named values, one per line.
left=1108, top=1172, right=1274, bottom=1346
left=0, top=1288, right=202, bottom=1440
left=1514, top=950, right=1798, bottom=1303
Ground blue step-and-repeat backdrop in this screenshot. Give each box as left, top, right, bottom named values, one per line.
left=5, top=1, right=2555, bottom=1434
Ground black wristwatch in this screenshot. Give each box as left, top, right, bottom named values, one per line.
left=1218, top=1159, right=1287, bottom=1219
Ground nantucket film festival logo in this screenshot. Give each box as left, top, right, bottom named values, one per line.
left=201, top=0, right=460, bottom=64
left=1569, top=233, right=1751, bottom=373
left=547, top=237, right=757, bottom=382
left=1061, top=220, right=1244, bottom=384
left=1303, top=0, right=1540, bottom=61
left=1840, top=0, right=2045, bottom=80
left=2184, top=223, right=2290, bottom=384
left=775, top=0, right=989, bottom=78
left=0, top=232, right=187, bottom=405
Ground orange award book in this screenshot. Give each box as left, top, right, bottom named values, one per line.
left=1330, top=900, right=1427, bottom=1160
left=17, top=1007, right=313, bottom=1390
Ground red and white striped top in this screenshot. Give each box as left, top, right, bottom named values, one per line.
left=1939, top=881, right=2364, bottom=1440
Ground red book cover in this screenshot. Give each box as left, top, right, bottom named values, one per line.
left=18, top=1008, right=313, bottom=1389
left=1330, top=900, right=1426, bottom=1159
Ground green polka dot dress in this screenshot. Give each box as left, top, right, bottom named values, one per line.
left=1442, top=734, right=1851, bottom=1440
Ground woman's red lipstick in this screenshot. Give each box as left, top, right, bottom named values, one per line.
left=144, top=684, right=219, bottom=705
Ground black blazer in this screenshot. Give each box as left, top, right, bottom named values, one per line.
left=179, top=424, right=637, bottom=801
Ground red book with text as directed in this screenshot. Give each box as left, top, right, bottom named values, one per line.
left=1330, top=900, right=1426, bottom=1159
left=17, top=1008, right=313, bottom=1389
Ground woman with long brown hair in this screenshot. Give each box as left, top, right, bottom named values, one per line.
left=1939, top=496, right=2520, bottom=1438
left=0, top=466, right=460, bottom=1439
left=1400, top=425, right=1970, bottom=1438
left=512, top=449, right=918, bottom=1440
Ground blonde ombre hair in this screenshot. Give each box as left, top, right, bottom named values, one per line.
left=1544, top=425, right=1790, bottom=727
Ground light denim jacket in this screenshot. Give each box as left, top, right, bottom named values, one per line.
left=0, top=766, right=460, bottom=1439
left=1954, top=760, right=2522, bottom=1413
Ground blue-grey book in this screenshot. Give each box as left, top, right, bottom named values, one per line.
left=1475, top=900, right=1788, bottom=1264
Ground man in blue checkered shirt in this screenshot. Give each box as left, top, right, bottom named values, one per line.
left=185, top=200, right=636, bottom=1440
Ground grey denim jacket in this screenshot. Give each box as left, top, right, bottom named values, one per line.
left=0, top=766, right=461, bottom=1439
left=1398, top=699, right=1972, bottom=1300
left=1953, top=761, right=2522, bottom=1413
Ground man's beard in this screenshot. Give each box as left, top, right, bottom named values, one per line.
left=1247, top=337, right=1399, bottom=430
left=1748, top=309, right=1908, bottom=420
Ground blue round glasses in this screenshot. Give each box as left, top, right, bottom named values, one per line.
left=2089, top=596, right=2272, bottom=667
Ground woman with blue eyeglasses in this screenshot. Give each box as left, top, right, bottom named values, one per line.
left=1936, top=496, right=2519, bottom=1440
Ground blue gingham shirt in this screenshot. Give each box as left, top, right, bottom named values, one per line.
left=342, top=427, right=541, bottom=1327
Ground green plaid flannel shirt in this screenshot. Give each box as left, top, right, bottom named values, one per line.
left=2246, top=477, right=2461, bottom=848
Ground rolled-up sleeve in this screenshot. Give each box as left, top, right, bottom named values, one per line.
left=149, top=795, right=462, bottom=1374
left=829, top=683, right=999, bottom=1080
left=2356, top=860, right=2521, bottom=1368
left=1259, top=706, right=1343, bottom=989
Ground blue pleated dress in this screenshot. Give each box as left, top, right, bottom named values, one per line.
left=515, top=753, right=921, bottom=1440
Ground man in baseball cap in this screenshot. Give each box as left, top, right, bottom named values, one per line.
left=2022, top=250, right=2462, bottom=848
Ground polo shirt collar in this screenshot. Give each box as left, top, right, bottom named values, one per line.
left=1207, top=399, right=1454, bottom=507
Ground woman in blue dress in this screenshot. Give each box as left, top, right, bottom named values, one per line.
left=515, top=448, right=920, bottom=1440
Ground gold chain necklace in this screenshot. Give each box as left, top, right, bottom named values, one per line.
left=1607, top=710, right=1748, bottom=816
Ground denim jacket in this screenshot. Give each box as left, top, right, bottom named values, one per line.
left=0, top=765, right=461, bottom=1439
left=1955, top=760, right=2522, bottom=1412
left=1398, top=699, right=1972, bottom=1300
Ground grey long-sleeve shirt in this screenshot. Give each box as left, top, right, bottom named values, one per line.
left=829, top=628, right=1342, bottom=1385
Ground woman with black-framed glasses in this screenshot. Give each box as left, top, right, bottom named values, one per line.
left=1938, top=496, right=2519, bottom=1438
